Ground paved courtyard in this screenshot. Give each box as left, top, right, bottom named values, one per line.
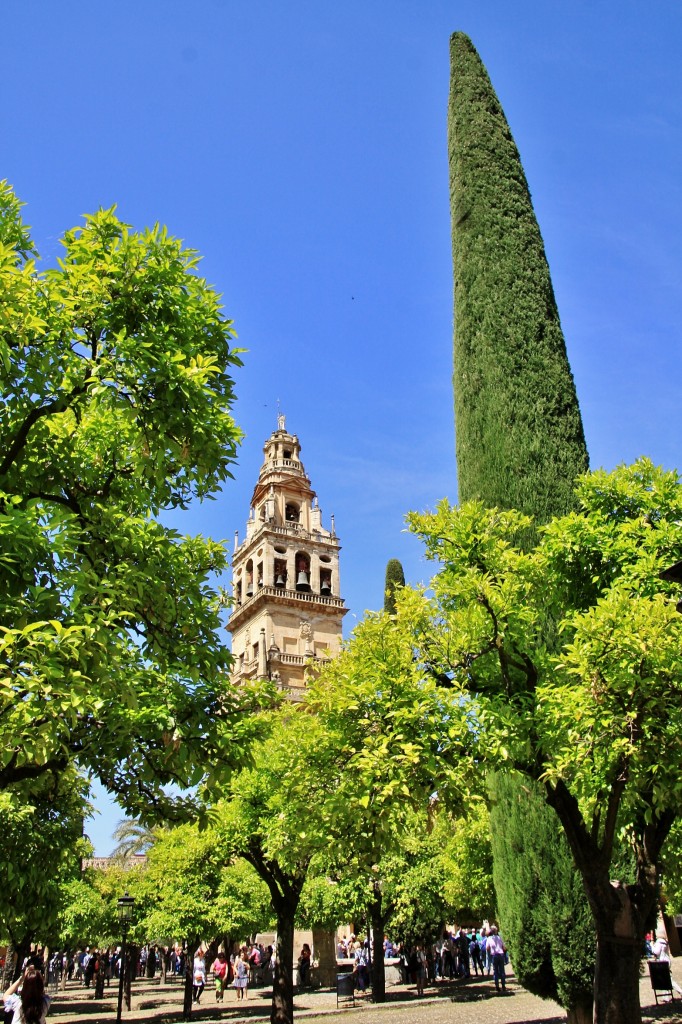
left=44, top=962, right=682, bottom=1024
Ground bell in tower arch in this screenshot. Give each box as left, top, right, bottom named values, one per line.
left=295, top=553, right=310, bottom=592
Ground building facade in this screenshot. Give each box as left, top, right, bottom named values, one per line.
left=228, top=415, right=347, bottom=697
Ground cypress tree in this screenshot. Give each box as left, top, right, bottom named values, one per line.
left=448, top=33, right=593, bottom=1023
left=489, top=774, right=595, bottom=1023
left=448, top=32, right=588, bottom=525
left=383, top=558, right=405, bottom=614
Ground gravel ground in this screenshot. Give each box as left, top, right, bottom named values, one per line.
left=45, top=965, right=682, bottom=1024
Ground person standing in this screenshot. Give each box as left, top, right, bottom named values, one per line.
left=211, top=951, right=228, bottom=1002
left=4, top=967, right=51, bottom=1024
left=297, top=944, right=311, bottom=989
left=192, top=951, right=206, bottom=1004
left=80, top=946, right=91, bottom=987
left=94, top=953, right=106, bottom=999
left=414, top=944, right=427, bottom=997
left=470, top=931, right=484, bottom=976
left=352, top=941, right=369, bottom=994
left=457, top=927, right=470, bottom=978
left=439, top=932, right=452, bottom=979
left=233, top=951, right=249, bottom=1001
left=480, top=927, right=492, bottom=975
left=651, top=930, right=682, bottom=996
left=485, top=925, right=507, bottom=993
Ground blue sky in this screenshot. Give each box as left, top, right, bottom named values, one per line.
left=2, top=1, right=680, bottom=853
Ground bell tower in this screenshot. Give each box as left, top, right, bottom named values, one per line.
left=228, top=414, right=347, bottom=697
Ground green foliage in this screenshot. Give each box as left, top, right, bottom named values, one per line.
left=64, top=832, right=272, bottom=951
left=448, top=34, right=588, bottom=528
left=307, top=608, right=470, bottom=836
left=489, top=772, right=594, bottom=1008
left=215, top=711, right=331, bottom=884
left=214, top=859, right=273, bottom=941
left=0, top=182, right=255, bottom=816
left=383, top=558, right=405, bottom=614
left=660, top=820, right=682, bottom=915
left=407, top=460, right=682, bottom=828
left=384, top=804, right=495, bottom=945
left=384, top=853, right=446, bottom=947
left=405, top=460, right=682, bottom=1014
left=0, top=770, right=90, bottom=949
left=57, top=877, right=111, bottom=948
left=303, top=630, right=492, bottom=958
left=59, top=859, right=148, bottom=948
left=0, top=180, right=36, bottom=259
left=134, top=823, right=221, bottom=946
left=297, top=873, right=364, bottom=930
left=440, top=801, right=496, bottom=922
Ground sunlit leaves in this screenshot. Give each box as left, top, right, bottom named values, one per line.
left=0, top=183, right=246, bottom=815
left=406, top=459, right=682, bottom=846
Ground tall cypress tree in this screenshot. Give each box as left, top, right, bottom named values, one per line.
left=448, top=33, right=593, bottom=1023
left=448, top=32, right=588, bottom=525
left=489, top=773, right=595, bottom=1023
left=383, top=558, right=405, bottom=614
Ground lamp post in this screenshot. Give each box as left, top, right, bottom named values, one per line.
left=116, top=892, right=135, bottom=1024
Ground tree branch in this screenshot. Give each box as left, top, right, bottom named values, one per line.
left=0, top=383, right=88, bottom=478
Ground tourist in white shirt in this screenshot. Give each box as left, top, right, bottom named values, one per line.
left=485, top=925, right=507, bottom=993
left=652, top=931, right=682, bottom=996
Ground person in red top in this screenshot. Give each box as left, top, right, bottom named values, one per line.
left=211, top=952, right=229, bottom=1003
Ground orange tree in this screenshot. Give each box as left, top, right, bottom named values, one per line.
left=0, top=181, right=259, bottom=817
left=404, top=460, right=682, bottom=1024
left=211, top=610, right=469, bottom=1022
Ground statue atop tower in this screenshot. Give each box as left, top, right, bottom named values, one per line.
left=228, top=416, right=347, bottom=697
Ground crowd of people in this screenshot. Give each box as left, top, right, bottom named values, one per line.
left=336, top=922, right=510, bottom=995
left=54, top=926, right=512, bottom=1002
left=49, top=946, right=137, bottom=995
left=4, top=922, right=681, bottom=1016
left=2, top=929, right=506, bottom=1021
left=189, top=942, right=275, bottom=1004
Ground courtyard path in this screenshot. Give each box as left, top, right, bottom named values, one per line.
left=45, top=965, right=682, bottom=1024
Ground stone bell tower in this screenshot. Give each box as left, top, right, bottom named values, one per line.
left=228, top=414, right=347, bottom=697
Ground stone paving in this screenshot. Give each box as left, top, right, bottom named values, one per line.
left=44, top=964, right=682, bottom=1024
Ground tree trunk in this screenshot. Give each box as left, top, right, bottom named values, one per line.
left=125, top=945, right=136, bottom=1011
left=544, top=781, right=667, bottom=1024
left=593, top=931, right=642, bottom=1024
left=182, top=942, right=196, bottom=1020
left=566, top=997, right=593, bottom=1024
left=2, top=944, right=16, bottom=987
left=205, top=939, right=219, bottom=975
left=370, top=894, right=386, bottom=1003
left=311, top=928, right=336, bottom=990
left=565, top=854, right=649, bottom=1024
left=12, top=939, right=31, bottom=982
left=271, top=899, right=298, bottom=1024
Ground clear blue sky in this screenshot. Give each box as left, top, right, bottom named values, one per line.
left=2, top=1, right=680, bottom=853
